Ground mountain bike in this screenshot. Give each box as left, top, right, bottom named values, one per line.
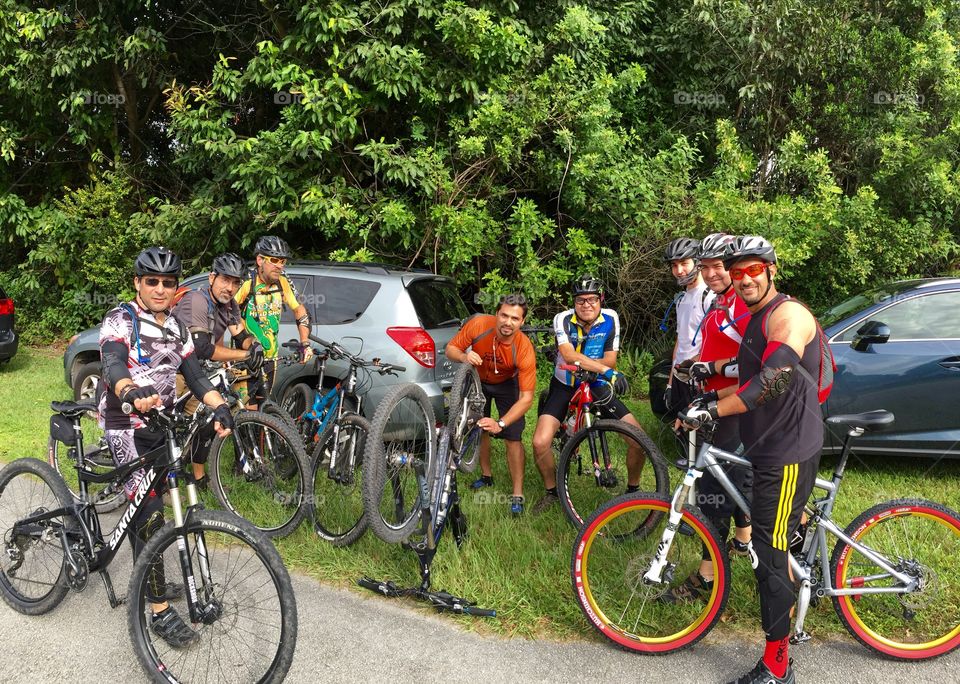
left=359, top=381, right=494, bottom=617
left=0, top=400, right=298, bottom=682
left=47, top=402, right=124, bottom=513
left=281, top=335, right=404, bottom=545
left=553, top=363, right=669, bottom=529
left=571, top=409, right=960, bottom=659
left=168, top=361, right=313, bottom=539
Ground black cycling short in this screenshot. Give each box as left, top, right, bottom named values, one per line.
left=538, top=377, right=630, bottom=422
left=481, top=376, right=525, bottom=441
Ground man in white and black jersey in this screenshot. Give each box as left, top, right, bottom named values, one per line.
left=98, top=247, right=235, bottom=649
left=663, top=237, right=715, bottom=465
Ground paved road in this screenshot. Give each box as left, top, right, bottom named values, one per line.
left=0, top=539, right=955, bottom=684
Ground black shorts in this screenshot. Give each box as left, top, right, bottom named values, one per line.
left=538, top=377, right=630, bottom=422
left=481, top=376, right=525, bottom=441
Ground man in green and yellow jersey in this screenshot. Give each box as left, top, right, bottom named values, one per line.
left=235, top=235, right=313, bottom=408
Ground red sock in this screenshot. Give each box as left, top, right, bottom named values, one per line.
left=763, top=637, right=789, bottom=678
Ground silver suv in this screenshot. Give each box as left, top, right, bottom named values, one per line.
left=62, top=261, right=469, bottom=420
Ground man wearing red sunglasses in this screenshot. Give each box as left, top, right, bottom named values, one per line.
left=681, top=235, right=824, bottom=684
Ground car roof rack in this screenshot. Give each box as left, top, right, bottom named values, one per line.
left=279, top=260, right=433, bottom=275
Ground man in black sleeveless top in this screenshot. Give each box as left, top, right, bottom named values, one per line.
left=681, top=236, right=821, bottom=684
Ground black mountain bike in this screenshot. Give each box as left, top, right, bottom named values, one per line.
left=0, top=400, right=298, bottom=682
left=360, top=378, right=494, bottom=616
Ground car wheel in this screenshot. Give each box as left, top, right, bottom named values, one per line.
left=72, top=361, right=101, bottom=403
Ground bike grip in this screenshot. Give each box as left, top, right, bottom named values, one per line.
left=464, top=606, right=497, bottom=617
left=390, top=365, right=405, bottom=373
left=281, top=339, right=302, bottom=350
left=559, top=363, right=579, bottom=372
left=308, top=333, right=333, bottom=348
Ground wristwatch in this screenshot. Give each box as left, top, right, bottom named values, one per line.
left=497, top=419, right=506, bottom=429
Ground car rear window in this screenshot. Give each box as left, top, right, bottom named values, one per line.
left=408, top=279, right=468, bottom=329
left=312, top=275, right=381, bottom=325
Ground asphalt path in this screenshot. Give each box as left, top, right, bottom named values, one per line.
left=0, top=537, right=956, bottom=684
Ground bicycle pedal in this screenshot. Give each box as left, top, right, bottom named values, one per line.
left=790, top=631, right=811, bottom=644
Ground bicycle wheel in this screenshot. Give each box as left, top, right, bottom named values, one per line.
left=362, top=383, right=435, bottom=544
left=0, top=458, right=76, bottom=615
left=311, top=413, right=371, bottom=546
left=558, top=419, right=669, bottom=528
left=261, top=397, right=299, bottom=434
left=47, top=409, right=124, bottom=513
left=127, top=509, right=297, bottom=683
left=280, top=382, right=317, bottom=448
left=447, top=363, right=483, bottom=473
left=830, top=498, right=960, bottom=660
left=207, top=410, right=312, bottom=538
left=572, top=493, right=729, bottom=654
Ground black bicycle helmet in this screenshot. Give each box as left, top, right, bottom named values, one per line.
left=212, top=252, right=245, bottom=278
left=254, top=235, right=291, bottom=259
left=572, top=274, right=603, bottom=297
left=663, top=237, right=700, bottom=263
left=134, top=246, right=182, bottom=277
left=698, top=233, right=735, bottom=260
left=722, top=235, right=777, bottom=270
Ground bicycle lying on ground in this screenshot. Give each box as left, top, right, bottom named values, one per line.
left=572, top=408, right=960, bottom=659
left=0, top=401, right=298, bottom=683
left=359, top=368, right=495, bottom=617
left=281, top=335, right=405, bottom=546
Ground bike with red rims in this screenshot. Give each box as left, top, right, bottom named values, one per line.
left=552, top=363, right=669, bottom=529
left=572, top=408, right=960, bottom=658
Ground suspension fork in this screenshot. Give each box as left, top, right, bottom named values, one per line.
left=644, top=469, right=704, bottom=584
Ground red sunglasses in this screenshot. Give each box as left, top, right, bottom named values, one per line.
left=730, top=263, right=769, bottom=281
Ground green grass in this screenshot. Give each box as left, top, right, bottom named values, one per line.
left=2, top=345, right=959, bottom=645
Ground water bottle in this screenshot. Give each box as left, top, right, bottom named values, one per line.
left=565, top=413, right=577, bottom=436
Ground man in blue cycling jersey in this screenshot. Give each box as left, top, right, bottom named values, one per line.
left=529, top=275, right=641, bottom=515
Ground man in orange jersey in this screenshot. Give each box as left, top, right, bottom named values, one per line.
left=446, top=294, right=537, bottom=516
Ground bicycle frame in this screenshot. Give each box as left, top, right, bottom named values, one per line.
left=643, top=424, right=921, bottom=643
left=14, top=414, right=216, bottom=620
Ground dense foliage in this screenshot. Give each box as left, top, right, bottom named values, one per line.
left=1, top=0, right=958, bottom=343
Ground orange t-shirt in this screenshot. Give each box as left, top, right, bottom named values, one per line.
left=448, top=315, right=537, bottom=391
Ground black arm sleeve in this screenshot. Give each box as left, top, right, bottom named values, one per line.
left=190, top=330, right=215, bottom=361
left=736, top=343, right=799, bottom=411
left=101, top=340, right=132, bottom=389
left=180, top=354, right=216, bottom=398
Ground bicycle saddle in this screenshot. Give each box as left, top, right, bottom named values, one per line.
left=50, top=400, right=97, bottom=418
left=825, top=410, right=894, bottom=430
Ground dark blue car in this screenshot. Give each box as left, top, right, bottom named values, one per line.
left=820, top=278, right=960, bottom=459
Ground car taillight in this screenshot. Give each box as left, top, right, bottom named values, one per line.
left=0, top=299, right=12, bottom=316
left=387, top=327, right=436, bottom=368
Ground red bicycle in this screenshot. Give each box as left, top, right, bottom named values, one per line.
left=549, top=363, right=669, bottom=528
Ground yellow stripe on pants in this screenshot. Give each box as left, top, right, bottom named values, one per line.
left=772, top=464, right=798, bottom=551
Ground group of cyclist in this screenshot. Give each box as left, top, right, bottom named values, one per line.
left=101, top=229, right=820, bottom=682
left=97, top=235, right=311, bottom=648
left=450, top=234, right=821, bottom=683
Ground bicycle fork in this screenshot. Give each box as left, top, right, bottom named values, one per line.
left=167, top=467, right=219, bottom=625
left=643, top=469, right=705, bottom=585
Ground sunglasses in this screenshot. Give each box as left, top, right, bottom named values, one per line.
left=142, top=277, right=178, bottom=289
left=263, top=256, right=287, bottom=266
left=730, top=263, right=769, bottom=281
left=574, top=296, right=601, bottom=306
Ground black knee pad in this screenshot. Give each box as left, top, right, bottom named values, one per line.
left=753, top=540, right=795, bottom=640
